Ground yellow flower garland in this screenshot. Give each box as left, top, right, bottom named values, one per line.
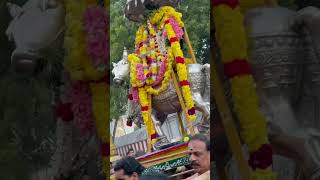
left=64, top=0, right=109, bottom=178
left=64, top=0, right=106, bottom=81
left=90, top=82, right=109, bottom=177
left=155, top=7, right=196, bottom=121
left=213, top=2, right=275, bottom=179
left=138, top=87, right=157, bottom=145
left=148, top=22, right=158, bottom=84
left=149, top=6, right=184, bottom=29
left=128, top=6, right=197, bottom=146
left=146, top=49, right=173, bottom=95
left=213, top=3, right=268, bottom=154
left=128, top=54, right=143, bottom=87
left=129, top=27, right=173, bottom=95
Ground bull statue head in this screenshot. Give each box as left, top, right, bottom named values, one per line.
left=124, top=0, right=180, bottom=22
left=112, top=47, right=130, bottom=86
left=6, top=0, right=64, bottom=74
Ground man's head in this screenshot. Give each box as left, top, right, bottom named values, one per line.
left=114, top=156, right=145, bottom=180
left=127, top=148, right=135, bottom=157
left=188, top=134, right=210, bottom=174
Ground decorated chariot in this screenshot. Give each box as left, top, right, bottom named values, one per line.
left=111, top=0, right=210, bottom=178
left=112, top=0, right=320, bottom=180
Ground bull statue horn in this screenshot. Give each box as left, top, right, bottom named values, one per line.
left=123, top=47, right=128, bottom=63
left=7, top=2, right=23, bottom=18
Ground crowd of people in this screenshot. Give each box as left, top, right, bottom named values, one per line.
left=111, top=134, right=211, bottom=180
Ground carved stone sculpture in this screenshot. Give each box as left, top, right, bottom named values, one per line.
left=238, top=6, right=320, bottom=179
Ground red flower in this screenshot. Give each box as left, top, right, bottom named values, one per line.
left=151, top=133, right=158, bottom=140
left=188, top=107, right=196, bottom=115
left=212, top=0, right=239, bottom=9
left=223, top=59, right=252, bottom=78
left=146, top=72, right=153, bottom=78
left=180, top=80, right=189, bottom=86
left=55, top=102, right=74, bottom=122
left=139, top=42, right=144, bottom=48
left=147, top=57, right=152, bottom=64
left=169, top=37, right=178, bottom=43
left=128, top=94, right=133, bottom=100
left=248, top=144, right=273, bottom=170
left=141, top=106, right=149, bottom=111
left=175, top=56, right=185, bottom=64
left=100, top=143, right=110, bottom=157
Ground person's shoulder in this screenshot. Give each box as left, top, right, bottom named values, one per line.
left=194, top=171, right=210, bottom=180
left=183, top=173, right=199, bottom=180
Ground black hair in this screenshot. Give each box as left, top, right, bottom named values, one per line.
left=127, top=148, right=134, bottom=155
left=114, top=156, right=145, bottom=176
left=140, top=170, right=170, bottom=180
left=189, top=134, right=210, bottom=151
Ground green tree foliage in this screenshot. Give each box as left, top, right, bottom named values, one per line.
left=110, top=0, right=137, bottom=121
left=178, top=0, right=210, bottom=64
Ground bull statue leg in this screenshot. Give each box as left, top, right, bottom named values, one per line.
left=126, top=94, right=170, bottom=150
left=150, top=112, right=165, bottom=137
left=150, top=111, right=171, bottom=150
left=268, top=122, right=320, bottom=179
left=194, top=97, right=210, bottom=133
left=188, top=64, right=210, bottom=133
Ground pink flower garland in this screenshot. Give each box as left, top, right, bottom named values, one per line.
left=67, top=81, right=95, bottom=136
left=162, top=16, right=184, bottom=39
left=129, top=88, right=139, bottom=103
left=154, top=54, right=168, bottom=86
left=136, top=63, right=146, bottom=81
left=83, top=6, right=109, bottom=69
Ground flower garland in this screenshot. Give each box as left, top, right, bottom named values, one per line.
left=148, top=22, right=159, bottom=84
left=83, top=6, right=109, bottom=71
left=69, top=80, right=95, bottom=135
left=90, top=81, right=109, bottom=178
left=128, top=51, right=173, bottom=96
left=64, top=0, right=109, bottom=178
left=138, top=87, right=157, bottom=144
left=127, top=6, right=197, bottom=146
left=64, top=0, right=106, bottom=81
left=149, top=6, right=196, bottom=120
left=212, top=0, right=275, bottom=179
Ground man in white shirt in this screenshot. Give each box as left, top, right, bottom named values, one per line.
left=185, top=134, right=211, bottom=180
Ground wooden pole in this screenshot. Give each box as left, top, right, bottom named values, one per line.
left=184, top=28, right=197, bottom=64
left=211, top=47, right=253, bottom=180
left=171, top=72, right=195, bottom=135
left=177, top=112, right=186, bottom=135
left=147, top=94, right=153, bottom=152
